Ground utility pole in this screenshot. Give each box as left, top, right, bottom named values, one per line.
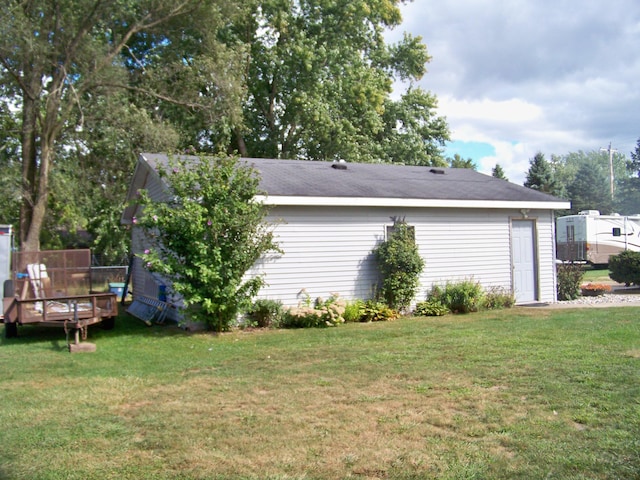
left=600, top=142, right=617, bottom=201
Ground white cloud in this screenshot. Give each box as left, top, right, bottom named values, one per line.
left=390, top=0, right=640, bottom=186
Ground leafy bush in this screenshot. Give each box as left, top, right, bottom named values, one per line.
left=281, top=293, right=346, bottom=328
left=343, top=300, right=365, bottom=323
left=360, top=300, right=399, bottom=322
left=414, top=299, right=449, bottom=316
left=245, top=299, right=284, bottom=328
left=482, top=286, right=516, bottom=310
left=609, top=250, right=640, bottom=286
left=373, top=220, right=424, bottom=312
left=136, top=154, right=279, bottom=332
left=556, top=262, right=584, bottom=300
left=428, top=279, right=484, bottom=313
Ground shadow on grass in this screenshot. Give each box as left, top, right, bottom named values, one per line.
left=1, top=310, right=190, bottom=351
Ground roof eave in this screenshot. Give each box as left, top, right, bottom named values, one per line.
left=254, top=195, right=570, bottom=210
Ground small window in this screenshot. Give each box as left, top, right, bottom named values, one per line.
left=612, top=227, right=621, bottom=237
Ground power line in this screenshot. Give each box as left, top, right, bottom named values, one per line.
left=600, top=142, right=618, bottom=201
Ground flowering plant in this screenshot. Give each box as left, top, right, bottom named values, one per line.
left=581, top=283, right=612, bottom=296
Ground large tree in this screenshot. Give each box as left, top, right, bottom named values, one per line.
left=229, top=0, right=449, bottom=164
left=549, top=149, right=629, bottom=214
left=0, top=0, right=240, bottom=251
left=567, top=162, right=613, bottom=214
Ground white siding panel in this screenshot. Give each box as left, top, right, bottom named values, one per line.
left=535, top=210, right=558, bottom=303
left=251, top=206, right=559, bottom=306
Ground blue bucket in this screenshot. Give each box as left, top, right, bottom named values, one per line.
left=109, top=282, right=126, bottom=301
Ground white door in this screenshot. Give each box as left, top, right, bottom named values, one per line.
left=512, top=220, right=537, bottom=303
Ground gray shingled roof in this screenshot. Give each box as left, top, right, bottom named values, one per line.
left=141, top=153, right=566, bottom=204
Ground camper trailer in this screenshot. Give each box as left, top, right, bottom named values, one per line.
left=556, top=211, right=640, bottom=266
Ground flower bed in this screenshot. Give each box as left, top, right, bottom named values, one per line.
left=581, top=283, right=612, bottom=297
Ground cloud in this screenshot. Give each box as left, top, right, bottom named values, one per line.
left=389, top=0, right=640, bottom=185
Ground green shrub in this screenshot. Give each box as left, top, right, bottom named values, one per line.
left=556, top=262, right=584, bottom=300
left=414, top=299, right=449, bottom=316
left=482, top=286, right=516, bottom=310
left=360, top=300, right=399, bottom=322
left=428, top=279, right=484, bottom=313
left=609, top=250, right=640, bottom=286
left=280, top=293, right=346, bottom=328
left=373, top=220, right=424, bottom=312
left=245, top=299, right=284, bottom=328
left=343, top=300, right=365, bottom=323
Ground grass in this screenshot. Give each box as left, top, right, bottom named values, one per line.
left=1, top=307, right=639, bottom=479
left=581, top=267, right=613, bottom=283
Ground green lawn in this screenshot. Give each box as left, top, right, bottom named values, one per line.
left=581, top=267, right=613, bottom=283
left=1, top=307, right=639, bottom=479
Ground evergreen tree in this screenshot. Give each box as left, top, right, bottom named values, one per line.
left=524, top=152, right=559, bottom=195
left=447, top=154, right=476, bottom=169
left=492, top=164, right=508, bottom=181
left=567, top=163, right=613, bottom=214
left=615, top=138, right=640, bottom=215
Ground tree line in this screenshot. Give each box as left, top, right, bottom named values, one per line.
left=517, top=142, right=640, bottom=216
left=0, top=0, right=450, bottom=261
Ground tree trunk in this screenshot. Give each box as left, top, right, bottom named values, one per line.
left=235, top=129, right=248, bottom=157
left=19, top=78, right=41, bottom=252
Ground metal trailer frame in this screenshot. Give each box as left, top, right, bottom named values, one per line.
left=2, top=249, right=118, bottom=351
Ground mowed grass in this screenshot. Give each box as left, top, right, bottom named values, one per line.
left=1, top=307, right=639, bottom=480
left=581, top=267, right=613, bottom=284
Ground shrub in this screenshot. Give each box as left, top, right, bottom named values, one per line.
left=373, top=219, right=424, bottom=312
left=414, top=299, right=449, bottom=316
left=556, top=262, right=584, bottom=300
left=245, top=299, right=284, bottom=328
left=609, top=250, right=640, bottom=286
left=136, top=154, right=279, bottom=332
left=360, top=300, right=399, bottom=322
left=280, top=293, right=346, bottom=328
left=428, top=279, right=484, bottom=313
left=482, top=286, right=516, bottom=310
left=343, top=300, right=365, bottom=323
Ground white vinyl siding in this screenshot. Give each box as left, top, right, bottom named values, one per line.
left=251, top=206, right=558, bottom=306
left=535, top=210, right=558, bottom=303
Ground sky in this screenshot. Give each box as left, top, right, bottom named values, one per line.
left=387, top=1, right=640, bottom=185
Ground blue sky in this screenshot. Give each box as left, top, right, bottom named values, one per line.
left=444, top=141, right=495, bottom=166
left=387, top=0, right=640, bottom=185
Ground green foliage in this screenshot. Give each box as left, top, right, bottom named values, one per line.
left=524, top=152, right=561, bottom=196
left=414, top=299, right=449, bottom=317
left=492, top=163, right=508, bottom=181
left=281, top=293, right=346, bottom=328
left=360, top=299, right=399, bottom=322
left=245, top=299, right=284, bottom=328
left=482, top=287, right=516, bottom=310
left=343, top=300, right=365, bottom=323
left=556, top=263, right=585, bottom=300
left=447, top=153, right=476, bottom=169
left=136, top=154, right=279, bottom=331
left=1, top=0, right=221, bottom=250
left=609, top=250, right=640, bottom=286
left=233, top=3, right=449, bottom=164
left=373, top=220, right=425, bottom=311
left=567, top=159, right=613, bottom=214
left=427, top=280, right=485, bottom=314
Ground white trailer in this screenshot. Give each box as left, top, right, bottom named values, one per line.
left=556, top=210, right=640, bottom=265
